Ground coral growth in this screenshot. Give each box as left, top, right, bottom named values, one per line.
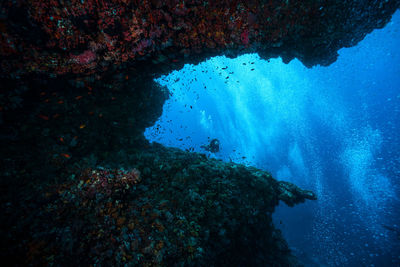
left=70, top=50, right=96, bottom=65
left=1, top=0, right=398, bottom=79
left=0, top=0, right=398, bottom=266
left=3, top=144, right=316, bottom=266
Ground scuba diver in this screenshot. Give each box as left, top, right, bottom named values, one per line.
left=201, top=138, right=220, bottom=153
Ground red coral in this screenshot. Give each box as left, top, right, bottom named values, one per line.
left=0, top=0, right=330, bottom=78
left=241, top=29, right=249, bottom=46
left=125, top=168, right=141, bottom=183
left=71, top=50, right=96, bottom=65
left=75, top=168, right=142, bottom=199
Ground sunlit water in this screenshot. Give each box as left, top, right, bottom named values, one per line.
left=145, top=11, right=400, bottom=266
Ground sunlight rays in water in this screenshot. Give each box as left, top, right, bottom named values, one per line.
left=146, top=34, right=400, bottom=263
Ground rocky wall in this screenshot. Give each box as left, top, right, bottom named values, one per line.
left=1, top=0, right=399, bottom=145
left=2, top=143, right=316, bottom=266
left=0, top=0, right=399, bottom=266
left=1, top=0, right=399, bottom=80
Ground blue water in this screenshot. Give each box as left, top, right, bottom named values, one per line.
left=145, top=11, right=400, bottom=266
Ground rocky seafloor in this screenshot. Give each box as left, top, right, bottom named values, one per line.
left=2, top=142, right=315, bottom=266
left=0, top=69, right=316, bottom=265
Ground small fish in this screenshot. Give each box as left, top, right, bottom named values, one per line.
left=79, top=124, right=86, bottom=129
left=75, top=95, right=83, bottom=100
left=59, top=137, right=64, bottom=143
left=58, top=100, right=64, bottom=104
left=60, top=153, right=71, bottom=159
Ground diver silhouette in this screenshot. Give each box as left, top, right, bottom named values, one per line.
left=201, top=138, right=220, bottom=153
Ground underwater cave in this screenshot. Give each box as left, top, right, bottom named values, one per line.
left=1, top=1, right=400, bottom=266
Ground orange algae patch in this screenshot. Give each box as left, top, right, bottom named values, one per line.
left=117, top=217, right=126, bottom=227
left=156, top=241, right=164, bottom=250
left=128, top=222, right=135, bottom=230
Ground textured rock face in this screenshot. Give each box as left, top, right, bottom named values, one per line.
left=1, top=1, right=398, bottom=138
left=2, top=144, right=316, bottom=266
left=1, top=0, right=398, bottom=152
left=0, top=1, right=398, bottom=266
left=1, top=0, right=399, bottom=79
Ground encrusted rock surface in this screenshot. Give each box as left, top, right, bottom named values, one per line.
left=1, top=0, right=399, bottom=79
left=1, top=0, right=398, bottom=146
left=1, top=143, right=315, bottom=266
left=0, top=0, right=398, bottom=265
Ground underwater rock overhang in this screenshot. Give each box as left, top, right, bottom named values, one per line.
left=1, top=0, right=399, bottom=134
left=0, top=0, right=398, bottom=266
left=1, top=0, right=400, bottom=78
left=1, top=0, right=399, bottom=144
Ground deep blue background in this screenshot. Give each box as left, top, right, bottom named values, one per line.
left=145, top=11, right=400, bottom=266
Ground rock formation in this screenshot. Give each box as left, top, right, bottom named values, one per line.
left=0, top=0, right=398, bottom=265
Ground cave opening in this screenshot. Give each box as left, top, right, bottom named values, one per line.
left=1, top=1, right=400, bottom=266
left=145, top=11, right=400, bottom=265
